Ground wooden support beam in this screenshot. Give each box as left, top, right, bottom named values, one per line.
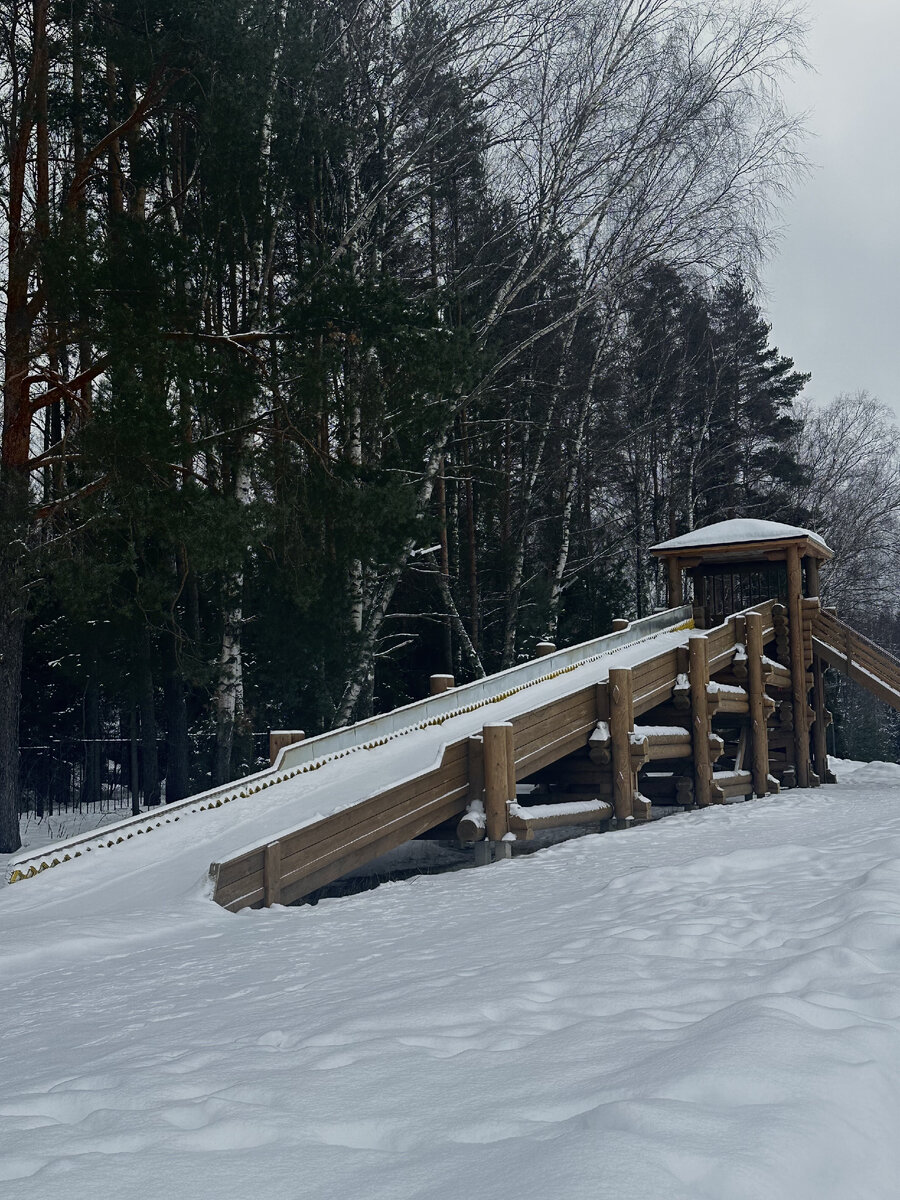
left=763, top=658, right=791, bottom=689
left=689, top=634, right=713, bottom=808
left=676, top=775, right=695, bottom=807
left=504, top=724, right=517, bottom=798
left=667, top=556, right=684, bottom=607
left=457, top=736, right=487, bottom=843
left=269, top=730, right=305, bottom=764
left=745, top=610, right=770, bottom=799
left=805, top=555, right=820, bottom=598
left=483, top=724, right=512, bottom=842
left=786, top=545, right=811, bottom=787
left=429, top=673, right=455, bottom=695
left=467, top=735, right=484, bottom=803
left=507, top=799, right=612, bottom=833
left=263, top=841, right=281, bottom=908
left=772, top=603, right=790, bottom=664
left=608, top=668, right=636, bottom=827
left=457, top=812, right=486, bottom=843
left=707, top=684, right=748, bottom=715
left=812, top=654, right=829, bottom=785
left=588, top=720, right=611, bottom=765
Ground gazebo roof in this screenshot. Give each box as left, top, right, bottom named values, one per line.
left=650, top=518, right=832, bottom=560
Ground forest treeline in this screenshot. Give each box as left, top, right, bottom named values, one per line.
left=2, top=0, right=899, bottom=851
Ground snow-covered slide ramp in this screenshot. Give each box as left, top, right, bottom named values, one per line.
left=6, top=606, right=691, bottom=905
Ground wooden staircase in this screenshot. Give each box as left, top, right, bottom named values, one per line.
left=812, top=609, right=900, bottom=711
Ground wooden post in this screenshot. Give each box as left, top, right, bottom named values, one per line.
left=269, top=730, right=305, bottom=764
left=689, top=569, right=706, bottom=628
left=608, top=667, right=635, bottom=828
left=745, top=610, right=770, bottom=798
left=429, top=673, right=455, bottom=695
left=667, top=557, right=684, bottom=607
left=805, top=555, right=820, bottom=598
left=535, top=641, right=556, bottom=657
left=786, top=545, right=811, bottom=788
left=612, top=618, right=630, bottom=632
left=467, top=735, right=484, bottom=804
left=263, top=841, right=281, bottom=908
left=483, top=723, right=511, bottom=842
left=504, top=723, right=517, bottom=804
left=812, top=654, right=829, bottom=784
left=689, top=634, right=712, bottom=808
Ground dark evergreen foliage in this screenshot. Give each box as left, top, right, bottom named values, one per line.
left=0, top=0, right=838, bottom=835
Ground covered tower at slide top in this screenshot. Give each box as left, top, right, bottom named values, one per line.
left=651, top=518, right=837, bottom=792
left=650, top=518, right=833, bottom=629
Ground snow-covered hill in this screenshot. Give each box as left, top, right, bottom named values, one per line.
left=3, top=762, right=900, bottom=1198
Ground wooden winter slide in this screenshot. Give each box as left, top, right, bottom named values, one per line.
left=9, top=534, right=900, bottom=918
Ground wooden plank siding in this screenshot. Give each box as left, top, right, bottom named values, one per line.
left=633, top=650, right=679, bottom=715
left=213, top=742, right=471, bottom=910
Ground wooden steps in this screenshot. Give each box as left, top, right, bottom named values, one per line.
left=812, top=610, right=900, bottom=712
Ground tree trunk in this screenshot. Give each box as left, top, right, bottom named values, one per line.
left=164, top=631, right=190, bottom=803
left=500, top=319, right=579, bottom=666
left=435, top=460, right=453, bottom=673
left=334, top=439, right=448, bottom=725
left=547, top=341, right=604, bottom=634
left=138, top=629, right=160, bottom=805
left=460, top=409, right=480, bottom=651
left=213, top=457, right=250, bottom=785
left=81, top=673, right=101, bottom=807
left=130, top=706, right=141, bottom=815
left=0, top=474, right=27, bottom=852
left=214, top=571, right=244, bottom=786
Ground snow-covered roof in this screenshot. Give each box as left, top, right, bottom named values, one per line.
left=650, top=518, right=832, bottom=556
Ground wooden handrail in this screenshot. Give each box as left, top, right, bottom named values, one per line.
left=812, top=610, right=900, bottom=709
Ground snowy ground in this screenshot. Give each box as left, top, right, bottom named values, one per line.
left=3, top=761, right=900, bottom=1198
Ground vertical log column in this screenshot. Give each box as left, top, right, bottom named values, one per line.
left=504, top=724, right=517, bottom=806
left=689, top=634, right=712, bottom=808
left=805, top=555, right=820, bottom=598
left=745, top=611, right=770, bottom=798
left=608, top=668, right=635, bottom=829
left=263, top=841, right=281, bottom=908
left=804, top=557, right=829, bottom=784
left=667, top=556, right=684, bottom=608
left=483, top=723, right=512, bottom=844
left=812, top=656, right=830, bottom=784
left=786, top=545, right=811, bottom=788
left=269, top=730, right=305, bottom=764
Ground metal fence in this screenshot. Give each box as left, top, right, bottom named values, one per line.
left=18, top=734, right=271, bottom=815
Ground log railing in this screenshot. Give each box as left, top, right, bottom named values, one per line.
left=812, top=609, right=900, bottom=710
left=210, top=600, right=779, bottom=911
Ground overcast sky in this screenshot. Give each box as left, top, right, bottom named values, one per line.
left=761, top=0, right=900, bottom=416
